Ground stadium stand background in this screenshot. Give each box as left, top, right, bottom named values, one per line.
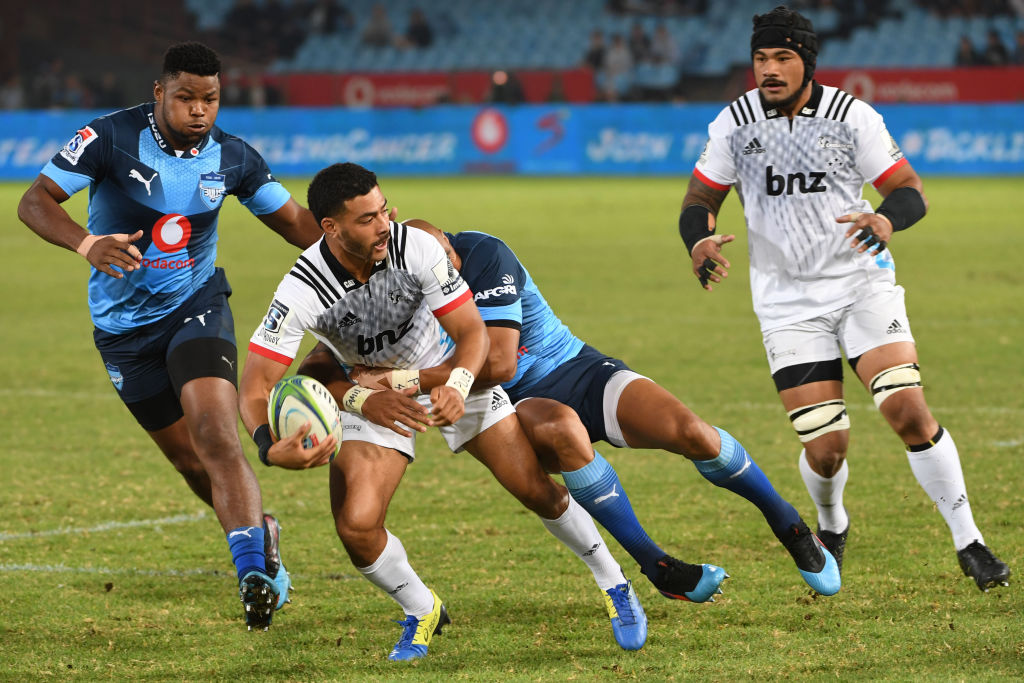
left=3, top=0, right=1023, bottom=110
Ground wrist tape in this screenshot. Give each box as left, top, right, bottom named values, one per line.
left=342, top=385, right=377, bottom=415
left=445, top=367, right=474, bottom=400
left=391, top=369, right=421, bottom=392
left=252, top=424, right=274, bottom=467
left=76, top=234, right=101, bottom=258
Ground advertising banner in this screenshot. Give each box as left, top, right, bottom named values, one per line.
left=1, top=103, right=1021, bottom=181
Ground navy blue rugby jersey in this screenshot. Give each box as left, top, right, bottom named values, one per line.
left=41, top=102, right=290, bottom=333
left=448, top=230, right=583, bottom=395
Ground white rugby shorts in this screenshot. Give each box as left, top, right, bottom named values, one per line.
left=339, top=385, right=515, bottom=459
left=761, top=284, right=915, bottom=375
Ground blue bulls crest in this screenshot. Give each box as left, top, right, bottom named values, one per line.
left=198, top=171, right=226, bottom=208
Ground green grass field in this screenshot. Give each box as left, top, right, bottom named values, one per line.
left=2, top=176, right=1022, bottom=681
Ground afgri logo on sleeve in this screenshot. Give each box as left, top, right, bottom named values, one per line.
left=59, top=126, right=98, bottom=166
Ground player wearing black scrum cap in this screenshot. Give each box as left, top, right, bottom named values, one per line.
left=675, top=6, right=1009, bottom=592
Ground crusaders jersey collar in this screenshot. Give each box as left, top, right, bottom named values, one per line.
left=760, top=81, right=824, bottom=119
left=318, top=237, right=388, bottom=292
left=144, top=102, right=212, bottom=158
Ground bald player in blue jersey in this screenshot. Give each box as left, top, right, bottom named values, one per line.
left=339, top=222, right=840, bottom=599
left=17, top=43, right=323, bottom=631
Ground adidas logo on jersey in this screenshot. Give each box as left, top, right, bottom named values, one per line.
left=887, top=319, right=904, bottom=335
left=743, top=137, right=766, bottom=155
left=338, top=311, right=361, bottom=328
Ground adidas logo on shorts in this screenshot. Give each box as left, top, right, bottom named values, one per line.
left=490, top=391, right=509, bottom=412
left=887, top=319, right=904, bottom=335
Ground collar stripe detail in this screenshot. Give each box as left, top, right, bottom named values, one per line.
left=298, top=254, right=341, bottom=300
left=287, top=266, right=333, bottom=308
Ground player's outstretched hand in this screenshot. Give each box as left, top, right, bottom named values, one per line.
left=691, top=234, right=735, bottom=291
left=266, top=421, right=336, bottom=469
left=81, top=229, right=144, bottom=279
left=427, top=385, right=465, bottom=427
left=362, top=387, right=430, bottom=437
left=837, top=212, right=892, bottom=254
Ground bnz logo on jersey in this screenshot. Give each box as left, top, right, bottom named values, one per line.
left=198, top=171, right=226, bottom=208
left=59, top=126, right=98, bottom=166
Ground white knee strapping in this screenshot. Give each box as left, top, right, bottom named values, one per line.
left=869, top=363, right=922, bottom=409
left=787, top=400, right=850, bottom=443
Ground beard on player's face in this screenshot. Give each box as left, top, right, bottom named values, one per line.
left=755, top=49, right=807, bottom=110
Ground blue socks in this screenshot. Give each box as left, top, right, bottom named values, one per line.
left=562, top=451, right=665, bottom=577
left=693, top=428, right=801, bottom=536
left=227, top=525, right=266, bottom=581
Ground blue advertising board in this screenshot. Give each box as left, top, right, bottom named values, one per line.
left=1, top=103, right=1021, bottom=181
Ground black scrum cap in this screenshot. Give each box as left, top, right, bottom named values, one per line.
left=751, top=6, right=818, bottom=88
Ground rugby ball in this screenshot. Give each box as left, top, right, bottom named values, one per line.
left=267, top=375, right=342, bottom=458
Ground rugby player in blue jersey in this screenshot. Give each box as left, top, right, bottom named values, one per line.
left=336, top=221, right=840, bottom=599
left=17, top=43, right=323, bottom=630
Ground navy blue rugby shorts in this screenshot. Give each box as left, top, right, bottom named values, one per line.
left=92, top=268, right=238, bottom=431
left=506, top=344, right=630, bottom=444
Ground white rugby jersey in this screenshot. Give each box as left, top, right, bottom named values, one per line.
left=695, top=83, right=908, bottom=330
left=249, top=221, right=470, bottom=369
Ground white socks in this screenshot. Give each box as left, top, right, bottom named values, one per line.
left=906, top=428, right=984, bottom=550
left=357, top=529, right=435, bottom=618
left=799, top=449, right=850, bottom=533
left=541, top=496, right=625, bottom=590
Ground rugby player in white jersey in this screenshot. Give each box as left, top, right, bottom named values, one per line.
left=677, top=6, right=1008, bottom=591
left=238, top=163, right=648, bottom=661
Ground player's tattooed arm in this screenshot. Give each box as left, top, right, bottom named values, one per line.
left=680, top=175, right=735, bottom=291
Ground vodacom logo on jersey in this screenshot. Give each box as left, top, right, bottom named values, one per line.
left=141, top=213, right=196, bottom=270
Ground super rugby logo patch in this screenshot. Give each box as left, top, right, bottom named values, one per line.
left=59, top=126, right=98, bottom=166
left=199, top=171, right=226, bottom=208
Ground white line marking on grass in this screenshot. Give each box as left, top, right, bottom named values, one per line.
left=0, top=563, right=361, bottom=582
left=0, top=388, right=117, bottom=401
left=992, top=439, right=1023, bottom=448
left=0, top=511, right=209, bottom=541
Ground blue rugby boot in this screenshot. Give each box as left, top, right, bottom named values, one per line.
left=645, top=555, right=728, bottom=602
left=239, top=570, right=280, bottom=631
left=603, top=581, right=647, bottom=651
left=388, top=590, right=451, bottom=662
left=263, top=514, right=291, bottom=610
left=778, top=521, right=841, bottom=596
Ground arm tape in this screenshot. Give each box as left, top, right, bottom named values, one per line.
left=252, top=424, right=274, bottom=467
left=678, top=205, right=715, bottom=255
left=875, top=186, right=926, bottom=232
